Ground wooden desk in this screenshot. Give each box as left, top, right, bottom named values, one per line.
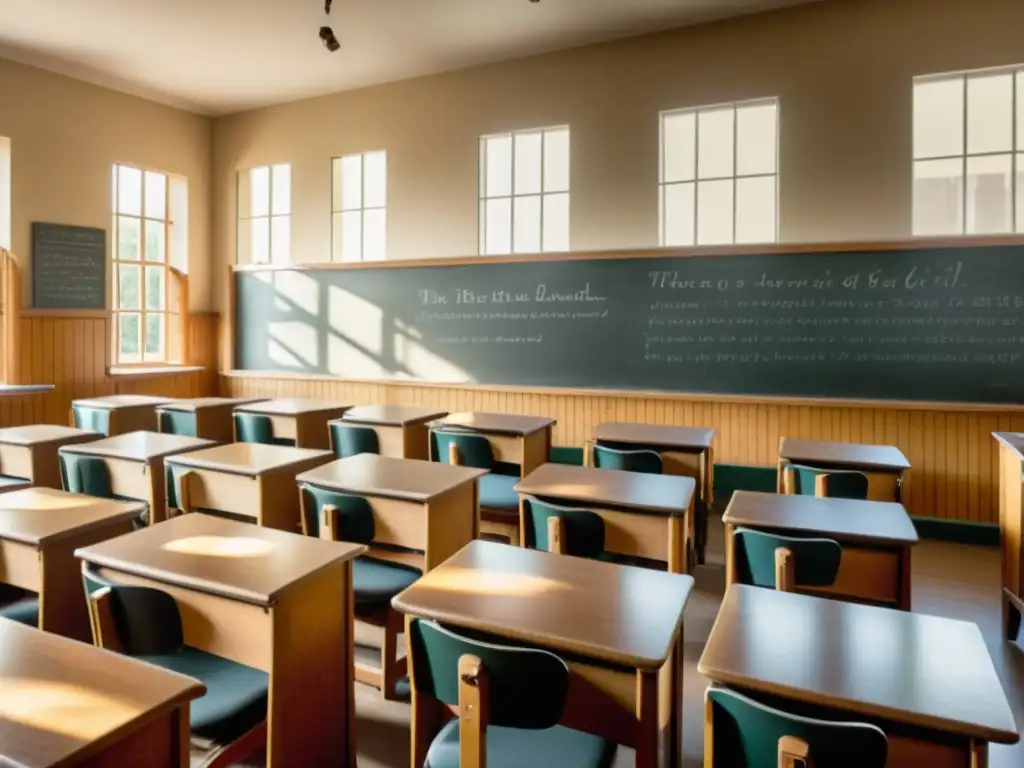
left=591, top=422, right=715, bottom=563
left=993, top=431, right=1024, bottom=641
left=157, top=397, right=267, bottom=441
left=778, top=437, right=911, bottom=502
left=0, top=617, right=204, bottom=768
left=722, top=491, right=919, bottom=610
left=71, top=395, right=175, bottom=435
left=699, top=586, right=1019, bottom=767
left=428, top=412, right=554, bottom=477
left=0, top=488, right=141, bottom=641
left=75, top=513, right=364, bottom=768
left=297, top=454, right=485, bottom=570
left=336, top=405, right=448, bottom=460
left=514, top=462, right=696, bottom=573
left=164, top=442, right=333, bottom=532
left=392, top=540, right=694, bottom=768
left=234, top=398, right=349, bottom=449
left=59, top=431, right=216, bottom=525
left=0, top=425, right=101, bottom=489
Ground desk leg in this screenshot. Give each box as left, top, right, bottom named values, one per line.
left=898, top=545, right=913, bottom=612
left=970, top=740, right=988, bottom=768
left=667, top=516, right=688, bottom=575
left=723, top=523, right=736, bottom=589
left=635, top=670, right=660, bottom=768
left=657, top=631, right=683, bottom=768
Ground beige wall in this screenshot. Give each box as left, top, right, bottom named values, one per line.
left=0, top=58, right=213, bottom=310
left=211, top=0, right=1024, bottom=311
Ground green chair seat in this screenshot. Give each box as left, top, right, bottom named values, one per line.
left=425, top=718, right=617, bottom=768
left=523, top=496, right=606, bottom=560
left=352, top=556, right=421, bottom=609
left=159, top=411, right=197, bottom=437
left=0, top=598, right=39, bottom=627
left=0, top=474, right=28, bottom=488
left=478, top=473, right=519, bottom=512
left=330, top=423, right=380, bottom=458
left=139, top=646, right=268, bottom=744
left=72, top=406, right=110, bottom=435
left=592, top=445, right=662, bottom=474
left=733, top=528, right=842, bottom=589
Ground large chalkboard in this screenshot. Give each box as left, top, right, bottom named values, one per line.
left=32, top=222, right=106, bottom=309
left=235, top=243, right=1024, bottom=404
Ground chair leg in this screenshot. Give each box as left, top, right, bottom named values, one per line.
left=480, top=518, right=519, bottom=544
left=380, top=609, right=407, bottom=700
left=197, top=720, right=268, bottom=768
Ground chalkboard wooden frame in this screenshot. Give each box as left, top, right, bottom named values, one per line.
left=228, top=235, right=1024, bottom=409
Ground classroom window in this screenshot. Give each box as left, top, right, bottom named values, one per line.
left=913, top=66, right=1024, bottom=236
left=479, top=126, right=570, bottom=255
left=111, top=164, right=187, bottom=364
left=331, top=151, right=387, bottom=262
left=659, top=99, right=779, bottom=247
left=237, top=164, right=291, bottom=264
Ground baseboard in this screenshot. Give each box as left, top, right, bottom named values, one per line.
left=912, top=517, right=999, bottom=547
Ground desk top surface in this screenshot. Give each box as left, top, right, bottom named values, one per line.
left=340, top=404, right=449, bottom=426
left=723, top=491, right=919, bottom=545
left=72, top=395, right=174, bottom=410
left=0, top=488, right=143, bottom=546
left=159, top=397, right=267, bottom=412
left=297, top=454, right=486, bottom=502
left=164, top=442, right=333, bottom=475
left=75, top=513, right=364, bottom=606
left=993, top=432, right=1024, bottom=458
left=0, top=617, right=205, bottom=768
left=0, top=425, right=100, bottom=447
left=429, top=411, right=555, bottom=436
left=393, top=540, right=693, bottom=670
left=234, top=398, right=349, bottom=416
left=514, top=462, right=694, bottom=517
left=779, top=438, right=911, bottom=471
left=60, top=431, right=215, bottom=461
left=699, top=586, right=1019, bottom=744
left=593, top=422, right=715, bottom=450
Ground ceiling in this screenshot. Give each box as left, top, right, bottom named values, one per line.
left=0, top=0, right=819, bottom=116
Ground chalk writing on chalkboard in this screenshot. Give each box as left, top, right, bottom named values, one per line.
left=31, top=222, right=106, bottom=309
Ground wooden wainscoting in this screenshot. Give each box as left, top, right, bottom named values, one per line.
left=219, top=372, right=1024, bottom=525
left=0, top=312, right=219, bottom=427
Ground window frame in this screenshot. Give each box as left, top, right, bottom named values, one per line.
left=658, top=97, right=780, bottom=247
left=331, top=151, right=387, bottom=262
left=237, top=163, right=291, bottom=264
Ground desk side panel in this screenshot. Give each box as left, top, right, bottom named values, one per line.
left=999, top=442, right=1024, bottom=600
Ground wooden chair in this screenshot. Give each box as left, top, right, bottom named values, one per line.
left=784, top=464, right=869, bottom=500
left=60, top=452, right=149, bottom=529
left=71, top=404, right=111, bottom=435
left=521, top=495, right=606, bottom=560
left=407, top=618, right=617, bottom=768
left=159, top=409, right=198, bottom=437
left=83, top=569, right=268, bottom=768
left=733, top=528, right=842, bottom=593
left=329, top=422, right=380, bottom=458
left=705, top=685, right=887, bottom=767
left=432, top=428, right=520, bottom=544
left=299, top=484, right=421, bottom=700
left=232, top=412, right=289, bottom=445
left=590, top=444, right=663, bottom=474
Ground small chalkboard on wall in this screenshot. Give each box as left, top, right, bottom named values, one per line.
left=31, top=222, right=106, bottom=309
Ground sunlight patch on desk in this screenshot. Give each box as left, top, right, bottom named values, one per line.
left=162, top=535, right=275, bottom=558
left=0, top=488, right=94, bottom=510
left=328, top=286, right=384, bottom=377
left=420, top=567, right=567, bottom=597
left=0, top=678, right=140, bottom=740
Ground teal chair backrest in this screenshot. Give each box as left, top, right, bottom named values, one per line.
left=330, top=423, right=380, bottom=459
left=408, top=618, right=568, bottom=729
left=83, top=567, right=184, bottom=656
left=592, top=445, right=663, bottom=474
left=60, top=454, right=114, bottom=498
left=299, top=484, right=376, bottom=541
left=72, top=406, right=110, bottom=436
left=789, top=464, right=869, bottom=500
left=159, top=410, right=197, bottom=437
left=733, top=528, right=841, bottom=589
left=431, top=429, right=494, bottom=470
left=706, top=686, right=887, bottom=767
left=522, top=496, right=605, bottom=560
left=234, top=413, right=275, bottom=445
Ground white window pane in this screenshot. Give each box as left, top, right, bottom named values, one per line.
left=736, top=102, right=777, bottom=176
left=913, top=158, right=964, bottom=235
left=513, top=195, right=541, bottom=253
left=331, top=212, right=344, bottom=261
left=270, top=215, right=290, bottom=263
left=363, top=209, right=386, bottom=261
left=736, top=176, right=777, bottom=244
left=364, top=151, right=387, bottom=209
left=483, top=197, right=512, bottom=255
left=697, top=108, right=735, bottom=179
left=271, top=164, right=291, bottom=215
left=514, top=132, right=542, bottom=195
left=331, top=158, right=343, bottom=212
left=485, top=135, right=512, bottom=198
left=913, top=78, right=964, bottom=160
left=662, top=112, right=696, bottom=184
left=542, top=193, right=570, bottom=252
left=696, top=179, right=734, bottom=245
left=967, top=73, right=1013, bottom=155
left=544, top=128, right=570, bottom=193
left=251, top=217, right=270, bottom=263
left=341, top=210, right=362, bottom=262
left=117, top=165, right=143, bottom=216
left=118, top=264, right=140, bottom=309
left=111, top=165, right=118, bottom=212
left=144, top=171, right=166, bottom=219
left=663, top=183, right=695, bottom=246
left=144, top=313, right=165, bottom=361
left=966, top=154, right=1012, bottom=234
left=1018, top=74, right=1024, bottom=149
left=340, top=155, right=362, bottom=210
left=250, top=167, right=270, bottom=217
left=1017, top=154, right=1024, bottom=232
left=119, top=312, right=141, bottom=361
